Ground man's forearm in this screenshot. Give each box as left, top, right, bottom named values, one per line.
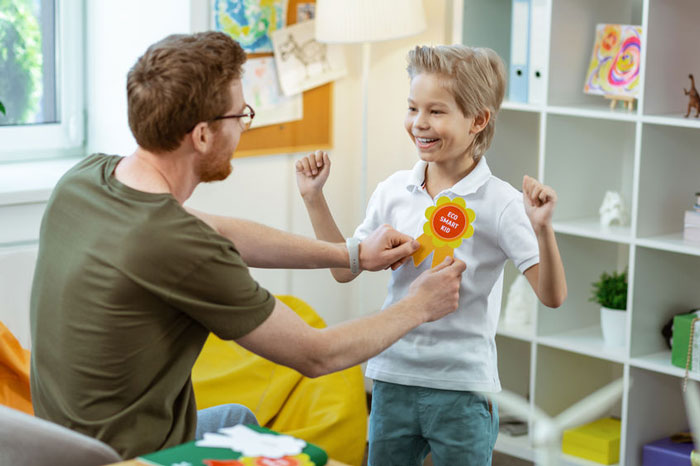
left=188, top=208, right=349, bottom=269
left=306, top=297, right=427, bottom=376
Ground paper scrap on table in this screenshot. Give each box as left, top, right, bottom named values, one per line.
left=195, top=424, right=306, bottom=459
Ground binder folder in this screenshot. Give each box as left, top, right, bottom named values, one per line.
left=509, top=0, right=530, bottom=103
left=528, top=0, right=547, bottom=105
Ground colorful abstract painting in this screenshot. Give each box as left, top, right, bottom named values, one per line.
left=214, top=0, right=288, bottom=53
left=584, top=24, right=642, bottom=97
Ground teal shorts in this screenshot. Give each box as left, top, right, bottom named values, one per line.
left=368, top=380, right=499, bottom=466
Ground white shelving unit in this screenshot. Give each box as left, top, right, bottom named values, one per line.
left=454, top=0, right=700, bottom=464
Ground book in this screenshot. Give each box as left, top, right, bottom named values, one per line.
left=139, top=425, right=328, bottom=466
left=508, top=0, right=530, bottom=102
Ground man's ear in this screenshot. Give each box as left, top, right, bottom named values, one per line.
left=190, top=122, right=213, bottom=153
left=470, top=109, right=491, bottom=134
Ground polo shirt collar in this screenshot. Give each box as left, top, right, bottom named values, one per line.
left=406, top=157, right=492, bottom=196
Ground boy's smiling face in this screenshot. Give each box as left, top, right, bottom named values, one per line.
left=404, top=73, right=482, bottom=166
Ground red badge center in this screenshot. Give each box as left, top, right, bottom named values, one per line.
left=430, top=205, right=467, bottom=240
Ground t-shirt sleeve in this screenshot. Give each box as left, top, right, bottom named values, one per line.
left=498, top=198, right=540, bottom=273
left=166, top=245, right=275, bottom=340
left=352, top=183, right=386, bottom=242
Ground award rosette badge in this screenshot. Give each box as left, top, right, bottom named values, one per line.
left=412, top=196, right=475, bottom=268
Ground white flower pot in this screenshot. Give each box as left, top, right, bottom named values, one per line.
left=600, top=306, right=627, bottom=347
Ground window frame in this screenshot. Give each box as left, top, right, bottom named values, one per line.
left=0, top=0, right=85, bottom=162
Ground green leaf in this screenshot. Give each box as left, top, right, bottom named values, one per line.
left=0, top=101, right=5, bottom=115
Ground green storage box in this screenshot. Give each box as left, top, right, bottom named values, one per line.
left=672, top=312, right=700, bottom=370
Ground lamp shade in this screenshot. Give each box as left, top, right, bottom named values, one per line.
left=315, top=0, right=427, bottom=44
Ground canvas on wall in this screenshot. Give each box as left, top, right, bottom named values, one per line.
left=213, top=0, right=289, bottom=53
left=583, top=24, right=642, bottom=98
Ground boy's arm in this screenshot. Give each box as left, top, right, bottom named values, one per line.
left=296, top=151, right=360, bottom=283
left=522, top=175, right=568, bottom=308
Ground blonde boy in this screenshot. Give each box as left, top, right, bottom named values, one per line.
left=296, top=45, right=567, bottom=465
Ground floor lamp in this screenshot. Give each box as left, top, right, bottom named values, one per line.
left=315, top=0, right=427, bottom=215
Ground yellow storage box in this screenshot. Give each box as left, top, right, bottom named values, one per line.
left=562, top=417, right=621, bottom=464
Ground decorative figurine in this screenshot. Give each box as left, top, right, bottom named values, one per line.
left=685, top=74, right=700, bottom=118
left=599, top=191, right=629, bottom=228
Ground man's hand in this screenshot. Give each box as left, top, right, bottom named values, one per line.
left=358, top=224, right=420, bottom=272
left=407, top=257, right=466, bottom=322
left=523, top=175, right=557, bottom=232
left=296, top=150, right=330, bottom=200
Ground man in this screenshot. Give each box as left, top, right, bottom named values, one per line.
left=29, top=32, right=466, bottom=459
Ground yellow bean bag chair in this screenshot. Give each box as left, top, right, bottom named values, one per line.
left=192, top=295, right=368, bottom=466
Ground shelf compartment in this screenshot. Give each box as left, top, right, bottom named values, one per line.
left=489, top=109, right=540, bottom=189
left=637, top=123, right=700, bottom=238
left=547, top=104, right=638, bottom=122
left=643, top=0, right=700, bottom=117
left=535, top=347, right=623, bottom=421
left=630, top=350, right=700, bottom=382
left=539, top=235, right=629, bottom=338
left=498, top=261, right=536, bottom=342
left=497, top=322, right=535, bottom=342
left=553, top=217, right=632, bottom=244
left=630, top=246, right=700, bottom=360
left=544, top=115, right=635, bottom=224
left=548, top=0, right=643, bottom=107
left=537, top=326, right=626, bottom=363
left=494, top=433, right=535, bottom=462
left=625, top=367, right=690, bottom=466
left=642, top=113, right=700, bottom=129
left=636, top=233, right=700, bottom=257
left=497, top=335, right=532, bottom=397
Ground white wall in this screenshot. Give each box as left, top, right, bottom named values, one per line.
left=0, top=0, right=450, bottom=347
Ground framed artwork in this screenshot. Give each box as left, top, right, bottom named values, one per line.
left=213, top=0, right=333, bottom=158
left=213, top=0, right=289, bottom=54
left=584, top=24, right=642, bottom=98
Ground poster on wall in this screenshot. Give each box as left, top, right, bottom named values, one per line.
left=213, top=0, right=289, bottom=54
left=583, top=24, right=642, bottom=98
left=241, top=57, right=303, bottom=128
left=271, top=20, right=347, bottom=97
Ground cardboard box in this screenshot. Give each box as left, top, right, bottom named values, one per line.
left=642, top=436, right=694, bottom=466
left=672, top=313, right=700, bottom=370
left=562, top=417, right=620, bottom=464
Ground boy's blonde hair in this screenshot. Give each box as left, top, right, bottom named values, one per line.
left=407, top=45, right=506, bottom=160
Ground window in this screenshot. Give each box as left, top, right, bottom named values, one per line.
left=0, top=0, right=84, bottom=162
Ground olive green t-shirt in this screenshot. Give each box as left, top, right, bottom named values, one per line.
left=30, top=154, right=275, bottom=459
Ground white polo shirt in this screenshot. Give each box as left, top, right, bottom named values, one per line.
left=354, top=157, right=539, bottom=392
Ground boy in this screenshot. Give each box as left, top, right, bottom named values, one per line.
left=296, top=45, right=567, bottom=465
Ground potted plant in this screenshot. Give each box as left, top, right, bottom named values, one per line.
left=590, top=270, right=628, bottom=347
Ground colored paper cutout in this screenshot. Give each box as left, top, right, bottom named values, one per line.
left=412, top=196, right=475, bottom=268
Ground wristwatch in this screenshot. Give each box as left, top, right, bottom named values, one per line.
left=346, top=237, right=361, bottom=274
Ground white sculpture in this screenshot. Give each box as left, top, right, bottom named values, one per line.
left=502, top=274, right=537, bottom=326
left=599, top=191, right=629, bottom=227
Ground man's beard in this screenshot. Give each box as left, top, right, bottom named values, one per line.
left=197, top=146, right=234, bottom=182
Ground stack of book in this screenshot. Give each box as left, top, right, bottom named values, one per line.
left=684, top=209, right=700, bottom=244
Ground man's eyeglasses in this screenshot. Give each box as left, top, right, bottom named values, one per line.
left=212, top=104, right=256, bottom=131
left=188, top=104, right=256, bottom=133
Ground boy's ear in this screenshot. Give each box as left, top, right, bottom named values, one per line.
left=470, top=109, right=491, bottom=134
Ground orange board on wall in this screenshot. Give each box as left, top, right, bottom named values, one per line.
left=234, top=0, right=333, bottom=158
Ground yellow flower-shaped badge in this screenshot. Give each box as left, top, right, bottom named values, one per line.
left=412, top=196, right=475, bottom=268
